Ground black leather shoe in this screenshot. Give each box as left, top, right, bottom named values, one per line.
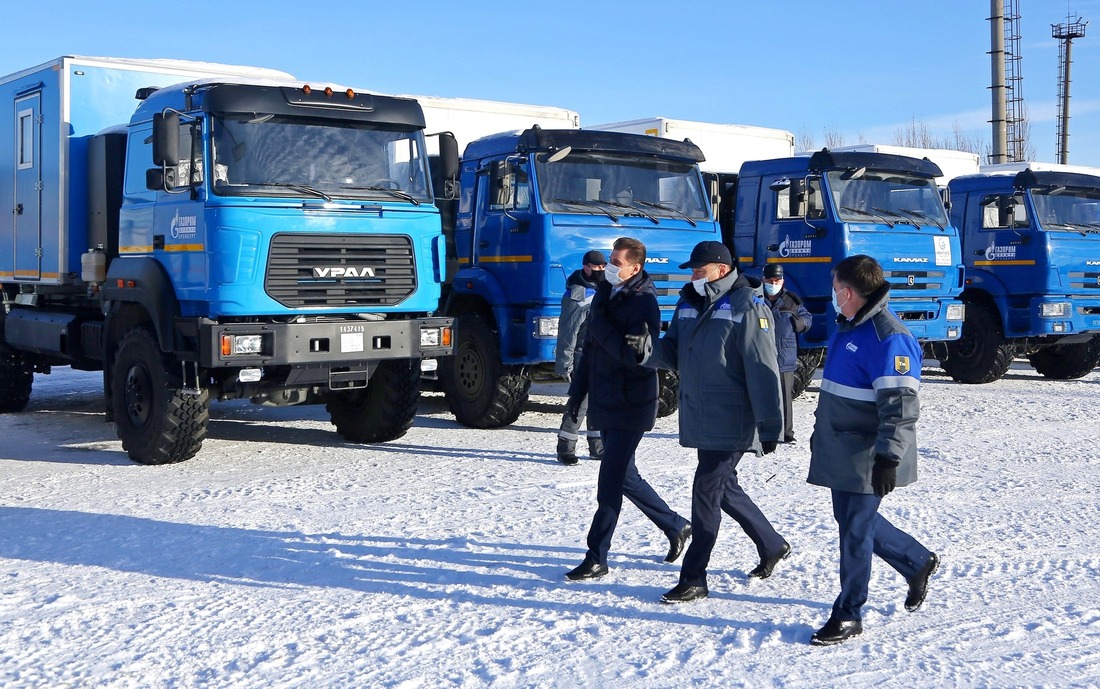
left=664, top=524, right=692, bottom=563
left=565, top=559, right=608, bottom=581
left=905, top=552, right=939, bottom=611
left=661, top=583, right=709, bottom=604
left=749, top=541, right=791, bottom=579
left=810, top=617, right=863, bottom=646
left=783, top=434, right=797, bottom=444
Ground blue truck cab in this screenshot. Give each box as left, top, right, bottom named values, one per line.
left=732, top=149, right=965, bottom=364
left=0, top=57, right=455, bottom=464
left=435, top=127, right=721, bottom=427
left=944, top=165, right=1100, bottom=382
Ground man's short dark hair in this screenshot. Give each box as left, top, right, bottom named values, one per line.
left=614, top=237, right=646, bottom=265
left=833, top=254, right=885, bottom=296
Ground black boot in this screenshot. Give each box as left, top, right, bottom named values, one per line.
left=587, top=436, right=604, bottom=460
left=556, top=438, right=578, bottom=466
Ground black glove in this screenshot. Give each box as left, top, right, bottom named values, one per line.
left=872, top=455, right=898, bottom=497
left=761, top=440, right=778, bottom=455
left=624, top=323, right=650, bottom=358
left=565, top=396, right=582, bottom=424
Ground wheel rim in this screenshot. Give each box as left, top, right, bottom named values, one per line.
left=123, top=363, right=153, bottom=429
left=455, top=345, right=484, bottom=398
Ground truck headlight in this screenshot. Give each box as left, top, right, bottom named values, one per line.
left=420, top=326, right=451, bottom=348
left=1039, top=302, right=1070, bottom=318
left=220, top=333, right=267, bottom=356
left=946, top=303, right=966, bottom=321
left=535, top=317, right=558, bottom=339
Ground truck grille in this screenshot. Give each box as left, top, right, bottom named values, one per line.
left=884, top=270, right=944, bottom=291
left=265, top=234, right=416, bottom=308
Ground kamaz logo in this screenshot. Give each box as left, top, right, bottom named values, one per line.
left=894, top=257, right=929, bottom=263
left=313, top=266, right=376, bottom=278
left=1088, top=261, right=1100, bottom=266
left=645, top=257, right=669, bottom=264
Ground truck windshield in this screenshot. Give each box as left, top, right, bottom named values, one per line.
left=827, top=171, right=948, bottom=227
left=210, top=114, right=432, bottom=203
left=535, top=151, right=709, bottom=222
left=1030, top=188, right=1100, bottom=233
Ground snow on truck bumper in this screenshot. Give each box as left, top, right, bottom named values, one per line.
left=195, top=317, right=453, bottom=369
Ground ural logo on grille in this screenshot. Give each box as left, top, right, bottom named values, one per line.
left=313, top=266, right=376, bottom=279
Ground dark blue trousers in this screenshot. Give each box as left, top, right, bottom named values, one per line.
left=831, top=489, right=933, bottom=621
left=584, top=429, right=687, bottom=565
left=679, top=449, right=786, bottom=587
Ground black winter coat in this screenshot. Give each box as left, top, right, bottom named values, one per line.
left=568, top=270, right=661, bottom=432
left=764, top=289, right=812, bottom=373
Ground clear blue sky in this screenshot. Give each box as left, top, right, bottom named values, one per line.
left=4, top=0, right=1098, bottom=166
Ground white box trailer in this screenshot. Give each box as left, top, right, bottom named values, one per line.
left=586, top=117, right=795, bottom=173
left=977, top=161, right=1100, bottom=176
left=827, top=144, right=981, bottom=185
left=407, top=95, right=579, bottom=153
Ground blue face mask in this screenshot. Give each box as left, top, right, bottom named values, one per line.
left=763, top=282, right=782, bottom=296
left=832, top=286, right=849, bottom=315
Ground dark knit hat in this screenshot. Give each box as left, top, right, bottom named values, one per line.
left=582, top=250, right=608, bottom=266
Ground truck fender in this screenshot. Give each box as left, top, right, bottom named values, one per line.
left=103, top=256, right=182, bottom=353
left=444, top=267, right=512, bottom=325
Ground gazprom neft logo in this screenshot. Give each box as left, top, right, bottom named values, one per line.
left=313, top=266, right=376, bottom=279
left=170, top=209, right=198, bottom=239
left=778, top=234, right=812, bottom=258
left=984, top=238, right=1017, bottom=261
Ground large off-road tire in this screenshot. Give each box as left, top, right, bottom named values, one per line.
left=941, top=303, right=1014, bottom=384
left=793, top=348, right=824, bottom=399
left=327, top=359, right=420, bottom=442
left=439, top=312, right=530, bottom=428
left=656, top=369, right=679, bottom=418
left=1027, top=337, right=1100, bottom=380
left=111, top=327, right=209, bottom=465
left=0, top=340, right=33, bottom=413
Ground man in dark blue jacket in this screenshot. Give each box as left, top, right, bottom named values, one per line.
left=564, top=237, right=691, bottom=581
left=761, top=263, right=812, bottom=443
left=808, top=254, right=938, bottom=645
left=633, top=241, right=788, bottom=603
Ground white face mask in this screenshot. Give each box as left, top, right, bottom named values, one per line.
left=764, top=282, right=782, bottom=296
left=691, top=277, right=708, bottom=296
left=605, top=264, right=626, bottom=286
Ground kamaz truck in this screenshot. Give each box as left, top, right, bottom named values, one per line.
left=942, top=163, right=1100, bottom=383
left=731, top=149, right=966, bottom=384
left=0, top=56, right=455, bottom=464
left=433, top=126, right=721, bottom=427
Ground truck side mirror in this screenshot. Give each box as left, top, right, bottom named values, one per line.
left=438, top=132, right=460, bottom=180
left=146, top=166, right=177, bottom=192
left=152, top=112, right=180, bottom=167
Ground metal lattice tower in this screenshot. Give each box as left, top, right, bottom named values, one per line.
left=1003, top=1, right=1026, bottom=162
left=1053, top=14, right=1088, bottom=164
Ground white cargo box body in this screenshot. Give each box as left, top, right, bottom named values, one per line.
left=586, top=117, right=795, bottom=173
left=0, top=56, right=292, bottom=286
left=977, top=161, right=1100, bottom=176
left=828, top=144, right=981, bottom=185
left=409, top=95, right=579, bottom=153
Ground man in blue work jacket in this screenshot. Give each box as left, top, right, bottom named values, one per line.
left=808, top=254, right=939, bottom=645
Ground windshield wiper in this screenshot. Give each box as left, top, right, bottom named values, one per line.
left=897, top=208, right=945, bottom=231
left=598, top=199, right=660, bottom=224
left=872, top=207, right=920, bottom=229
left=841, top=205, right=895, bottom=227
left=339, top=185, right=420, bottom=206
left=1045, top=222, right=1089, bottom=235
left=631, top=199, right=697, bottom=227
left=550, top=198, right=619, bottom=221
left=247, top=181, right=332, bottom=202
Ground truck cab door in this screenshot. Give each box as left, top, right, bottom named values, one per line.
left=974, top=192, right=1036, bottom=293
left=471, top=159, right=533, bottom=289
left=13, top=92, right=42, bottom=281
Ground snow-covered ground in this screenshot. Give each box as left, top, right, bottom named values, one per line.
left=2, top=362, right=1099, bottom=688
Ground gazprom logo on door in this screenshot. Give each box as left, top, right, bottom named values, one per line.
left=170, top=210, right=198, bottom=239
left=778, top=234, right=812, bottom=258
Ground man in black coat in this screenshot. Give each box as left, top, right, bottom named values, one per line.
left=761, top=263, right=812, bottom=443
left=564, top=237, right=691, bottom=581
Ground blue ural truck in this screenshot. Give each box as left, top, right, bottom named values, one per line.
left=0, top=56, right=455, bottom=464
left=433, top=127, right=721, bottom=427
left=943, top=164, right=1100, bottom=383
left=730, top=149, right=966, bottom=387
